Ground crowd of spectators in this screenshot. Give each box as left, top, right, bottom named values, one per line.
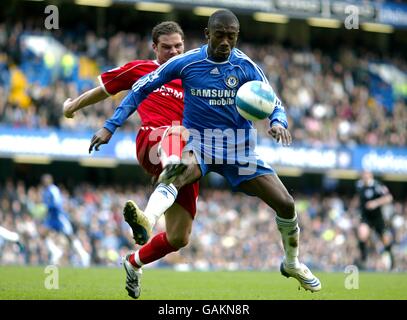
left=0, top=20, right=406, bottom=272
left=1, top=179, right=406, bottom=272
left=0, top=22, right=406, bottom=147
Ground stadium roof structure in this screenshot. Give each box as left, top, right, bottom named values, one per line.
left=99, top=0, right=407, bottom=30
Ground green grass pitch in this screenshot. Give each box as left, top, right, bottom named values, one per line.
left=0, top=266, right=406, bottom=300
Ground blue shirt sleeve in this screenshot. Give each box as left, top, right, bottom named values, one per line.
left=269, top=96, right=288, bottom=129
left=104, top=57, right=183, bottom=134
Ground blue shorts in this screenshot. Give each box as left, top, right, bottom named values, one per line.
left=44, top=213, right=73, bottom=236
left=185, top=137, right=275, bottom=192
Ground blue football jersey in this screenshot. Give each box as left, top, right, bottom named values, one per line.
left=104, top=45, right=287, bottom=135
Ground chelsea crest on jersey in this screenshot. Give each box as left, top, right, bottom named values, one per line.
left=105, top=44, right=287, bottom=136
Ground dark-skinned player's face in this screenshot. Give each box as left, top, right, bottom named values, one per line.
left=205, top=20, right=239, bottom=61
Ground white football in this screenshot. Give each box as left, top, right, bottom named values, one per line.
left=236, top=80, right=276, bottom=121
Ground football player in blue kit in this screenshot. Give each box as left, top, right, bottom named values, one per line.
left=41, top=174, right=90, bottom=267
left=101, top=9, right=321, bottom=294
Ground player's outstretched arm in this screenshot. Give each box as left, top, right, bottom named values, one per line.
left=88, top=127, right=113, bottom=153
left=366, top=190, right=393, bottom=210
left=88, top=89, right=140, bottom=154
left=63, top=86, right=108, bottom=118
left=267, top=96, right=291, bottom=146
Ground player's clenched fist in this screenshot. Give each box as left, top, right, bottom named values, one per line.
left=63, top=98, right=75, bottom=118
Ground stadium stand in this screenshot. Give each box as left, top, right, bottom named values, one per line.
left=0, top=1, right=406, bottom=272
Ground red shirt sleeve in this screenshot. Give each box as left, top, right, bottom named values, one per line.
left=98, top=61, right=146, bottom=96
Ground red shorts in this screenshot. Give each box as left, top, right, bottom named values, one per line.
left=136, top=126, right=199, bottom=218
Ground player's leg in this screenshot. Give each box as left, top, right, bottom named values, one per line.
left=0, top=225, right=25, bottom=253
left=123, top=126, right=172, bottom=245
left=357, top=222, right=370, bottom=268
left=158, top=125, right=190, bottom=184
left=43, top=216, right=65, bottom=265
left=123, top=202, right=194, bottom=299
left=131, top=150, right=200, bottom=238
left=58, top=213, right=91, bottom=267
left=125, top=127, right=200, bottom=245
left=381, top=231, right=395, bottom=270
left=239, top=174, right=321, bottom=292
left=0, top=225, right=20, bottom=243
left=375, top=219, right=395, bottom=270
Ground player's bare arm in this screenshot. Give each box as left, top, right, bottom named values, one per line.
left=89, top=127, right=113, bottom=153
left=268, top=125, right=292, bottom=146
left=366, top=193, right=393, bottom=210
left=64, top=86, right=109, bottom=118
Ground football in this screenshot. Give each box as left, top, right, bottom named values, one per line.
left=236, top=80, right=276, bottom=121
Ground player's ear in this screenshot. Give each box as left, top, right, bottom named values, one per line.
left=204, top=28, right=209, bottom=39
left=152, top=42, right=158, bottom=53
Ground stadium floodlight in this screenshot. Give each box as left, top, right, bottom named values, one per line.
left=75, top=0, right=112, bottom=7
left=253, top=12, right=289, bottom=24
left=361, top=22, right=394, bottom=34
left=307, top=17, right=341, bottom=29
left=193, top=6, right=222, bottom=17
left=135, top=2, right=173, bottom=13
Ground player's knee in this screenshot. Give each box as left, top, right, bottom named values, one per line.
left=358, top=223, right=370, bottom=240
left=167, top=233, right=190, bottom=249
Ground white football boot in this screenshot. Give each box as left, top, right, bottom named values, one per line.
left=280, top=260, right=322, bottom=292
left=122, top=254, right=143, bottom=299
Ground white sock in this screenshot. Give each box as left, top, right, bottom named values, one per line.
left=132, top=251, right=144, bottom=269
left=275, top=213, right=300, bottom=268
left=0, top=226, right=20, bottom=242
left=45, top=238, right=63, bottom=265
left=72, top=238, right=91, bottom=267
left=144, top=183, right=178, bottom=227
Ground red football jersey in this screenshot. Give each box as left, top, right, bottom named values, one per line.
left=99, top=60, right=184, bottom=127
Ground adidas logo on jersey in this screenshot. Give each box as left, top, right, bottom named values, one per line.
left=210, top=67, right=220, bottom=75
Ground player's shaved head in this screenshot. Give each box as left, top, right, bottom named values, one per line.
left=205, top=9, right=239, bottom=62
left=208, top=9, right=240, bottom=30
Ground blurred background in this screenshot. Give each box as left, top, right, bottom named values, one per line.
left=0, top=0, right=406, bottom=272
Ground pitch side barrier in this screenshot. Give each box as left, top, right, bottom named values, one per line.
left=0, top=126, right=406, bottom=175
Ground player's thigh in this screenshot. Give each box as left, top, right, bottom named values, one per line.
left=165, top=203, right=194, bottom=248
left=136, top=128, right=165, bottom=176
left=239, top=174, right=295, bottom=216
left=372, top=218, right=388, bottom=243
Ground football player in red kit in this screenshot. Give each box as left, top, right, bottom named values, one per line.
left=64, top=21, right=198, bottom=299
